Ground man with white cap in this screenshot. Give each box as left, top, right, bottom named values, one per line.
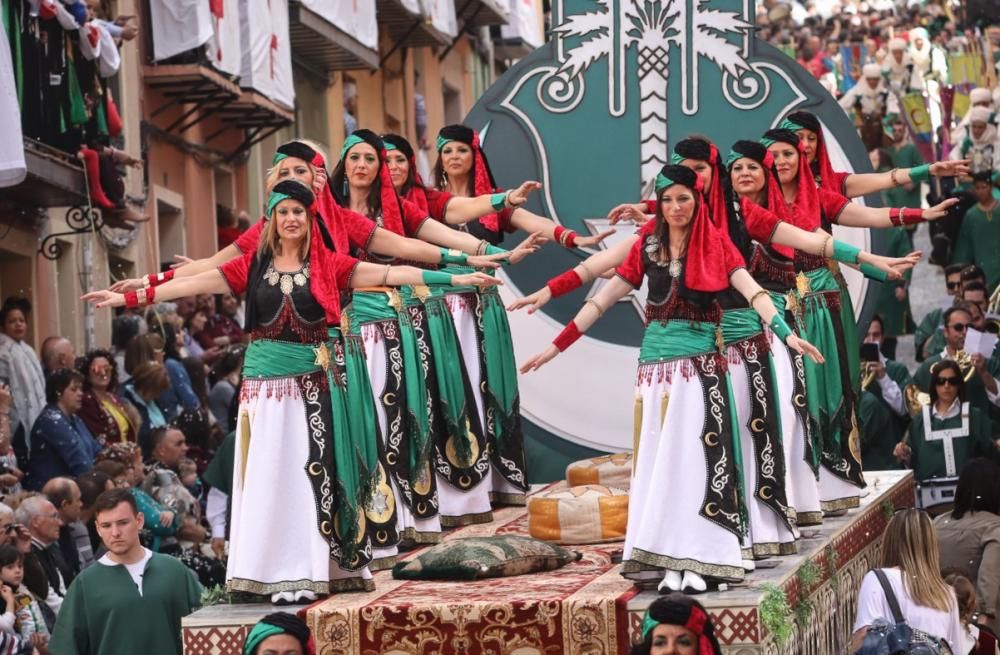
left=950, top=88, right=996, bottom=144
left=908, top=27, right=946, bottom=136
left=883, top=37, right=925, bottom=111
left=839, top=63, right=889, bottom=119
left=949, top=106, right=1000, bottom=177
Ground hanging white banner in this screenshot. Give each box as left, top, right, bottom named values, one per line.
left=299, top=0, right=378, bottom=51
left=501, top=0, right=542, bottom=49
left=206, top=0, right=242, bottom=78
left=239, top=0, right=295, bottom=109
left=149, top=0, right=213, bottom=62
left=423, top=0, right=458, bottom=38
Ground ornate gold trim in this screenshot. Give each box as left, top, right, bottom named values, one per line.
left=820, top=496, right=860, bottom=513
left=796, top=511, right=824, bottom=526
left=398, top=527, right=443, bottom=545
left=489, top=491, right=527, bottom=506
left=439, top=510, right=494, bottom=528
left=623, top=548, right=745, bottom=581
left=368, top=555, right=398, bottom=572
left=750, top=541, right=798, bottom=557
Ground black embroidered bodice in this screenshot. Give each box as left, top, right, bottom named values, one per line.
left=641, top=234, right=720, bottom=324
left=249, top=262, right=327, bottom=343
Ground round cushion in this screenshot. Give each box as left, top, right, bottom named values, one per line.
left=565, top=452, right=633, bottom=491
left=528, top=484, right=629, bottom=545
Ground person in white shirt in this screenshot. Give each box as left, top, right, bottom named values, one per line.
left=851, top=508, right=964, bottom=652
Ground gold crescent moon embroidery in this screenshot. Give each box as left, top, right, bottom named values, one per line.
left=704, top=432, right=719, bottom=447
left=705, top=502, right=720, bottom=517
left=760, top=486, right=773, bottom=500
left=794, top=394, right=806, bottom=408
left=320, top=521, right=332, bottom=536
left=385, top=452, right=397, bottom=466
left=751, top=418, right=766, bottom=433
left=383, top=392, right=397, bottom=406
left=308, top=462, right=322, bottom=476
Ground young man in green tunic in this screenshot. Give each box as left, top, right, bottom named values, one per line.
left=915, top=265, right=986, bottom=362
left=881, top=114, right=926, bottom=211
left=859, top=315, right=911, bottom=470
left=953, top=172, right=1000, bottom=291
left=49, top=488, right=202, bottom=655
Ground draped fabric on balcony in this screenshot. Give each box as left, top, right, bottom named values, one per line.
left=0, top=17, right=26, bottom=187
left=425, top=0, right=458, bottom=39
left=500, top=0, right=542, bottom=48
left=299, top=0, right=378, bottom=51
left=148, top=0, right=213, bottom=62
left=205, top=0, right=242, bottom=78
left=239, top=0, right=295, bottom=110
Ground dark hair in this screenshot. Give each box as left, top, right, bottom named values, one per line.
left=971, top=170, right=994, bottom=184
left=0, top=297, right=31, bottom=327
left=46, top=368, right=84, bottom=404
left=952, top=458, right=1000, bottom=519
left=159, top=321, right=183, bottom=362
left=944, top=263, right=966, bottom=278
left=44, top=478, right=77, bottom=511
left=331, top=129, right=387, bottom=219
left=928, top=359, right=965, bottom=405
left=943, top=305, right=972, bottom=327
left=212, top=348, right=243, bottom=381
left=111, top=314, right=142, bottom=351
left=246, top=612, right=311, bottom=654
left=673, top=137, right=713, bottom=163
left=92, top=460, right=128, bottom=480
left=78, top=471, right=112, bottom=509
left=961, top=281, right=987, bottom=296
left=173, top=409, right=209, bottom=449
left=960, top=264, right=985, bottom=283
left=869, top=313, right=884, bottom=333
left=79, top=349, right=120, bottom=394
left=92, top=488, right=139, bottom=519
left=630, top=594, right=722, bottom=655
left=148, top=427, right=169, bottom=452
left=182, top=356, right=209, bottom=407
left=129, top=361, right=170, bottom=398
left=0, top=544, right=23, bottom=569
left=184, top=309, right=208, bottom=333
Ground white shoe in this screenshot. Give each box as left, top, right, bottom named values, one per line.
left=293, top=590, right=317, bottom=604
left=743, top=558, right=756, bottom=572
left=271, top=591, right=294, bottom=605
left=681, top=570, right=707, bottom=593
left=658, top=570, right=683, bottom=593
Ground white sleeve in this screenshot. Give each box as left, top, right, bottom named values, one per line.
left=43, top=587, right=62, bottom=616
left=838, top=87, right=857, bottom=111
left=0, top=611, right=15, bottom=634
left=206, top=487, right=228, bottom=539
left=97, top=24, right=121, bottom=77
left=985, top=376, right=1000, bottom=407
left=945, top=594, right=966, bottom=654
left=853, top=571, right=890, bottom=632
left=877, top=376, right=906, bottom=416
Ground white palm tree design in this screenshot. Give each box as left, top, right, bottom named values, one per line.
left=553, top=0, right=751, bottom=193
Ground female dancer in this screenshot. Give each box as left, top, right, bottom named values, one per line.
left=520, top=165, right=823, bottom=593
left=760, top=127, right=956, bottom=512
left=332, top=129, right=539, bottom=539
left=84, top=180, right=500, bottom=603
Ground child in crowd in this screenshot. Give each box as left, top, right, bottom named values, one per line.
left=944, top=570, right=998, bottom=655
left=177, top=457, right=202, bottom=499
left=0, top=545, right=49, bottom=653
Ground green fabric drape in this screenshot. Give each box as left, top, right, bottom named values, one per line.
left=721, top=308, right=763, bottom=345
left=639, top=320, right=717, bottom=364
left=242, top=335, right=377, bottom=557
left=478, top=288, right=520, bottom=450
left=725, top=379, right=749, bottom=535
left=422, top=293, right=472, bottom=456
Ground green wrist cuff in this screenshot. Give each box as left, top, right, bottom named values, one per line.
left=490, top=192, right=507, bottom=211
left=484, top=244, right=509, bottom=258
left=908, top=164, right=930, bottom=183
left=439, top=248, right=468, bottom=265
left=422, top=270, right=453, bottom=285
left=831, top=240, right=861, bottom=265
left=769, top=314, right=794, bottom=342
left=858, top=262, right=889, bottom=282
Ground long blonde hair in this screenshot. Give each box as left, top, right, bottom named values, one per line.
left=264, top=139, right=328, bottom=192
left=257, top=198, right=312, bottom=261
left=880, top=509, right=954, bottom=612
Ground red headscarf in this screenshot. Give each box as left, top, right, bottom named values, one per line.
left=761, top=129, right=822, bottom=232
left=727, top=140, right=794, bottom=258
left=781, top=111, right=839, bottom=190
left=335, top=130, right=406, bottom=236
left=436, top=124, right=501, bottom=226
left=383, top=133, right=429, bottom=215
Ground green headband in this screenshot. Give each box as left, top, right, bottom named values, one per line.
left=725, top=150, right=743, bottom=169
left=778, top=118, right=804, bottom=132
left=759, top=136, right=777, bottom=147
left=266, top=191, right=292, bottom=217
left=641, top=613, right=660, bottom=640
left=272, top=152, right=289, bottom=165
left=384, top=141, right=398, bottom=151
left=243, top=623, right=284, bottom=655
left=654, top=172, right=677, bottom=193
left=670, top=152, right=684, bottom=165
left=435, top=135, right=454, bottom=152
left=339, top=134, right=365, bottom=160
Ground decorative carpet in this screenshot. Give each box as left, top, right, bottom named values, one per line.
left=304, top=483, right=638, bottom=655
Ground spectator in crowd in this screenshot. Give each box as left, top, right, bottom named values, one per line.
left=859, top=315, right=910, bottom=471
left=216, top=205, right=239, bottom=251
left=243, top=612, right=313, bottom=655
left=915, top=263, right=966, bottom=362
left=16, top=495, right=70, bottom=619
left=183, top=309, right=221, bottom=364
left=935, top=458, right=1000, bottom=634
left=39, top=337, right=76, bottom=378
left=27, top=369, right=102, bottom=490
left=94, top=446, right=178, bottom=554
left=201, top=293, right=244, bottom=350
left=177, top=458, right=200, bottom=499
left=207, top=349, right=241, bottom=433
left=77, top=349, right=137, bottom=446
left=953, top=172, right=1000, bottom=291
left=0, top=383, right=24, bottom=497
left=851, top=508, right=963, bottom=652
left=43, top=477, right=93, bottom=577
left=75, top=470, right=112, bottom=557
left=0, top=544, right=49, bottom=652
left=343, top=79, right=358, bottom=135
left=919, top=267, right=989, bottom=361
left=121, top=362, right=169, bottom=456
left=49, top=489, right=202, bottom=655
left=0, top=505, right=30, bottom=554
left=0, top=297, right=46, bottom=465
left=202, top=430, right=234, bottom=562
left=942, top=571, right=982, bottom=655
left=629, top=593, right=722, bottom=655
left=155, top=322, right=200, bottom=423
left=110, top=314, right=143, bottom=383
left=950, top=88, right=995, bottom=144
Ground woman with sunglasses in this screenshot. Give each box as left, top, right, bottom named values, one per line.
left=895, top=359, right=994, bottom=486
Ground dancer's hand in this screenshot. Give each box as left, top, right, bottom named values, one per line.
left=574, top=229, right=616, bottom=249
left=922, top=198, right=959, bottom=221
left=506, top=181, right=542, bottom=207
left=453, top=272, right=503, bottom=288
left=519, top=345, right=559, bottom=373
left=929, top=159, right=970, bottom=177
left=859, top=250, right=921, bottom=280
left=81, top=290, right=125, bottom=308
left=467, top=253, right=504, bottom=269
left=607, top=203, right=651, bottom=225
left=109, top=277, right=145, bottom=292
left=171, top=254, right=195, bottom=269
left=313, top=168, right=328, bottom=194
left=787, top=334, right=824, bottom=364
left=507, top=232, right=545, bottom=265
left=506, top=287, right=552, bottom=314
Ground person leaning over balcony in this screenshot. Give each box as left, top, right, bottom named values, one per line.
left=0, top=298, right=46, bottom=466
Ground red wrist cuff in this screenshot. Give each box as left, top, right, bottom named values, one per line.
left=901, top=208, right=924, bottom=225
left=124, top=287, right=156, bottom=309
left=546, top=270, right=583, bottom=297
left=553, top=321, right=582, bottom=352
left=554, top=226, right=578, bottom=248
left=146, top=270, right=175, bottom=287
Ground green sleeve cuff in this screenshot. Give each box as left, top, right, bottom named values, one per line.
left=484, top=244, right=509, bottom=258
left=422, top=270, right=453, bottom=285
left=908, top=164, right=930, bottom=183
left=439, top=247, right=468, bottom=265
left=769, top=314, right=794, bottom=342
left=490, top=192, right=507, bottom=211
left=858, top=262, right=889, bottom=282
left=831, top=240, right=861, bottom=265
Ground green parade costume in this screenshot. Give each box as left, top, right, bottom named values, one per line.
left=873, top=227, right=916, bottom=337
left=908, top=402, right=994, bottom=483
left=859, top=359, right=911, bottom=471
left=914, top=352, right=1000, bottom=429
left=952, top=201, right=1000, bottom=291
left=881, top=142, right=925, bottom=210
left=914, top=307, right=946, bottom=362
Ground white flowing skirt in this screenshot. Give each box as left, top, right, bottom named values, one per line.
left=623, top=358, right=746, bottom=582
left=228, top=380, right=372, bottom=594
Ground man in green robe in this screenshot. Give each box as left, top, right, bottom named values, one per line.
left=873, top=227, right=916, bottom=341
left=953, top=173, right=1000, bottom=291
left=49, top=488, right=202, bottom=655
left=859, top=315, right=911, bottom=470
left=915, top=265, right=986, bottom=361
left=881, top=114, right=926, bottom=211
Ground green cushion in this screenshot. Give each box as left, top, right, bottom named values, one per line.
left=391, top=535, right=580, bottom=581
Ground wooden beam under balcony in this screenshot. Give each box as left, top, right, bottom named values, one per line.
left=0, top=139, right=88, bottom=209
left=288, top=1, right=379, bottom=73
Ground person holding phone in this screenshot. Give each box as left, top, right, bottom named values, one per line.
left=858, top=315, right=912, bottom=471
